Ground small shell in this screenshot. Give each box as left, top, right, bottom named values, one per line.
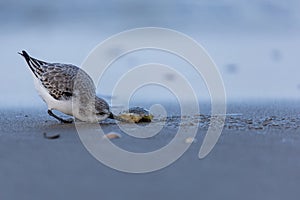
left=118, top=107, right=153, bottom=123
left=185, top=137, right=197, bottom=144
left=43, top=132, right=60, bottom=139
left=103, top=132, right=121, bottom=139
left=118, top=113, right=142, bottom=123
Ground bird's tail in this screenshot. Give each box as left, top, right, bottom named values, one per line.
left=18, top=50, right=47, bottom=78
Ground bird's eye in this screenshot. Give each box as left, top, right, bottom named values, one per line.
left=97, top=112, right=106, bottom=115
left=63, top=92, right=72, bottom=97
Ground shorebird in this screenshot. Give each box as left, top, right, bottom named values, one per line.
left=19, top=50, right=114, bottom=123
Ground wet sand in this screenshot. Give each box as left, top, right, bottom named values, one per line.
left=1, top=101, right=300, bottom=200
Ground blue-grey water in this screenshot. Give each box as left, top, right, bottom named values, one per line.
left=0, top=0, right=300, bottom=107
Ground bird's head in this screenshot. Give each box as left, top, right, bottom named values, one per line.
left=94, top=96, right=111, bottom=121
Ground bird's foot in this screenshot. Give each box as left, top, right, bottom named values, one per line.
left=48, top=110, right=73, bottom=123
left=59, top=118, right=74, bottom=123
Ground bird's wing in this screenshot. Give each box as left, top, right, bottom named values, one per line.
left=19, top=50, right=94, bottom=101
left=39, top=63, right=80, bottom=100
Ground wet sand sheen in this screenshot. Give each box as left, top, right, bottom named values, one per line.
left=1, top=101, right=300, bottom=200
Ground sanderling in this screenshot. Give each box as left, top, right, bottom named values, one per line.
left=19, top=50, right=113, bottom=123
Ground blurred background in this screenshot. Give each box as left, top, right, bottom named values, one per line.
left=0, top=0, right=299, bottom=107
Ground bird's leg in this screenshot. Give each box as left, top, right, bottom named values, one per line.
left=47, top=110, right=73, bottom=123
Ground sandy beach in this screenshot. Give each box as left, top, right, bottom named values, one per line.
left=1, top=101, right=300, bottom=200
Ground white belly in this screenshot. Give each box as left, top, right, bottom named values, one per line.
left=34, top=78, right=73, bottom=116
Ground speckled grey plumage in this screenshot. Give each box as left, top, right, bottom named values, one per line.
left=19, top=50, right=111, bottom=122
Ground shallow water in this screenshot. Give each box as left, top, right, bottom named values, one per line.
left=0, top=0, right=300, bottom=107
